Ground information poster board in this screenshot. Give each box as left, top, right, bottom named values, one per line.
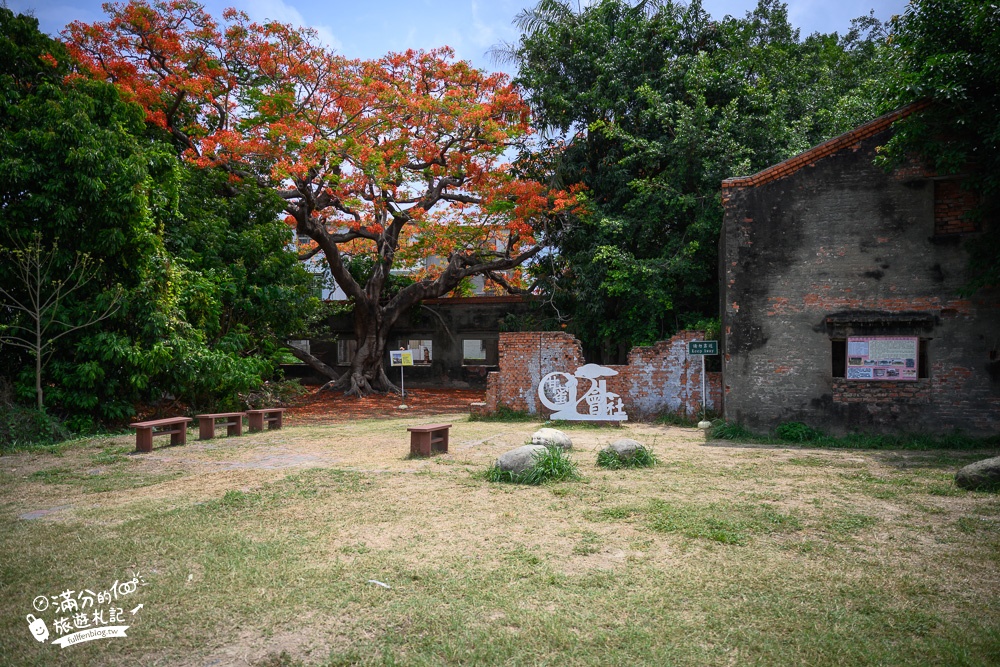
left=846, top=336, right=918, bottom=381
left=390, top=350, right=413, bottom=367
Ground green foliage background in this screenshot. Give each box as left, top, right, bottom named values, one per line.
left=3, top=0, right=996, bottom=437
left=510, top=0, right=893, bottom=360
left=876, top=0, right=1000, bottom=294
left=0, top=9, right=317, bottom=432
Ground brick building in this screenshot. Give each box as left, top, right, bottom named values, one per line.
left=720, top=105, right=1000, bottom=436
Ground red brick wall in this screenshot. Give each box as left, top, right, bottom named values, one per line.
left=721, top=113, right=1000, bottom=436
left=934, top=180, right=979, bottom=235
left=832, top=379, right=932, bottom=405
left=485, top=331, right=721, bottom=419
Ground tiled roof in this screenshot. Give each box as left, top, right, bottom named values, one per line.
left=721, top=102, right=930, bottom=190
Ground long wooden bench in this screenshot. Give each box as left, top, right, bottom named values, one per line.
left=195, top=412, right=246, bottom=440
left=407, top=423, right=451, bottom=457
left=130, top=417, right=192, bottom=453
left=247, top=408, right=286, bottom=432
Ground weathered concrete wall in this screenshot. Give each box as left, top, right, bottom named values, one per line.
left=309, top=296, right=538, bottom=388
left=485, top=331, right=721, bottom=419
left=721, top=110, right=1000, bottom=436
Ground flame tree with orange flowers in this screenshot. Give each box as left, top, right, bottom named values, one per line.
left=66, top=0, right=581, bottom=396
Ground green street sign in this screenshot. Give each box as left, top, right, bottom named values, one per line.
left=688, top=340, right=718, bottom=356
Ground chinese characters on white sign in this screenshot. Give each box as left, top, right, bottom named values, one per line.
left=538, top=363, right=628, bottom=421
left=27, top=572, right=147, bottom=649
left=846, top=336, right=919, bottom=381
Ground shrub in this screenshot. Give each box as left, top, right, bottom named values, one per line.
left=709, top=420, right=754, bottom=440
left=240, top=379, right=308, bottom=409
left=656, top=412, right=695, bottom=427
left=597, top=446, right=657, bottom=470
left=775, top=421, right=823, bottom=442
left=485, top=446, right=580, bottom=485
left=0, top=403, right=70, bottom=451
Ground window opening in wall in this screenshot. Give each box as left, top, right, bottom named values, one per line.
left=832, top=339, right=846, bottom=377
left=463, top=339, right=486, bottom=363
left=336, top=339, right=356, bottom=366
left=406, top=339, right=433, bottom=364
left=462, top=338, right=498, bottom=366
left=285, top=340, right=309, bottom=365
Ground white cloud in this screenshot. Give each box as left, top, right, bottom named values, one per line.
left=242, top=0, right=343, bottom=52
left=469, top=1, right=496, bottom=48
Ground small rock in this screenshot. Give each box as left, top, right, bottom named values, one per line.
left=497, top=445, right=549, bottom=474
left=531, top=428, right=572, bottom=449
left=955, top=456, right=1000, bottom=491
left=602, top=438, right=644, bottom=459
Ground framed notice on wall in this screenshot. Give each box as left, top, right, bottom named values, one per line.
left=845, top=336, right=918, bottom=381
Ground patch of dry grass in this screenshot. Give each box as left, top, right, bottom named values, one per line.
left=1, top=416, right=998, bottom=666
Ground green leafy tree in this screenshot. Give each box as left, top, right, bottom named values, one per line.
left=0, top=234, right=122, bottom=409
left=142, top=164, right=319, bottom=410
left=0, top=9, right=160, bottom=422
left=507, top=0, right=891, bottom=360
left=878, top=0, right=1000, bottom=293
left=0, top=8, right=317, bottom=427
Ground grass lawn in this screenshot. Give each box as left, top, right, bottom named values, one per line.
left=1, top=416, right=998, bottom=666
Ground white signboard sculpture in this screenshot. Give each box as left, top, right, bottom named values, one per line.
left=538, top=363, right=628, bottom=421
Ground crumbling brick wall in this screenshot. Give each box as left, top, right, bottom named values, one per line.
left=721, top=105, right=1000, bottom=436
left=934, top=180, right=979, bottom=236
left=484, top=330, right=720, bottom=419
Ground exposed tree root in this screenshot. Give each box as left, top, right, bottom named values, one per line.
left=333, top=365, right=401, bottom=397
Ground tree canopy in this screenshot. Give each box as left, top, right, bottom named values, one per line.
left=66, top=0, right=581, bottom=395
left=0, top=7, right=316, bottom=429
left=506, top=0, right=892, bottom=360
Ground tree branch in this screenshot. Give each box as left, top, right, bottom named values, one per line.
left=284, top=342, right=340, bottom=381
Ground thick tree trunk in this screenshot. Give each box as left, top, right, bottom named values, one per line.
left=333, top=299, right=400, bottom=397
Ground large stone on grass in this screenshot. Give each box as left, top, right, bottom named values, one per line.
left=530, top=428, right=572, bottom=449
left=497, top=445, right=548, bottom=474
left=602, top=438, right=645, bottom=460
left=955, top=456, right=1000, bottom=491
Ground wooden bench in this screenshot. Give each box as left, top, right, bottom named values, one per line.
left=195, top=412, right=246, bottom=440
left=247, top=408, right=286, bottom=432
left=407, top=423, right=451, bottom=457
left=130, top=417, right=192, bottom=453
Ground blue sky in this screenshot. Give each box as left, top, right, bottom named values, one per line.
left=11, top=0, right=909, bottom=72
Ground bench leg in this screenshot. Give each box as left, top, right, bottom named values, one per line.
left=171, top=427, right=187, bottom=447
left=268, top=413, right=282, bottom=430
left=249, top=413, right=263, bottom=432
left=437, top=429, right=449, bottom=454
left=227, top=420, right=242, bottom=437
left=135, top=428, right=153, bottom=453
left=199, top=418, right=215, bottom=440
left=410, top=432, right=431, bottom=457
